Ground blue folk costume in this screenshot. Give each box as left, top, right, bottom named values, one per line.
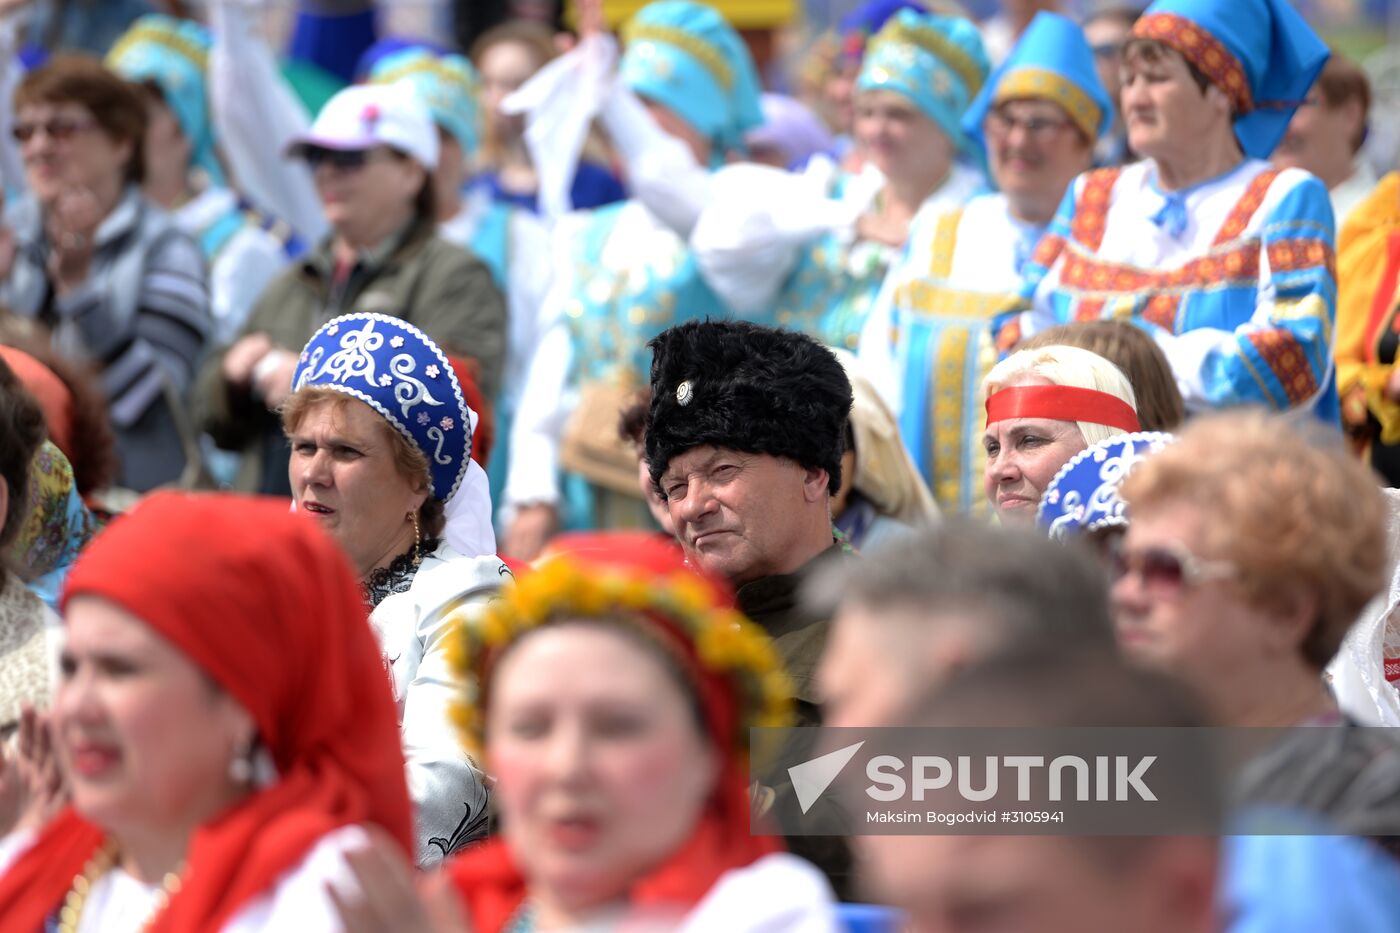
left=107, top=15, right=299, bottom=344
left=369, top=49, right=554, bottom=519
left=503, top=1, right=765, bottom=530
left=862, top=12, right=1110, bottom=515
left=1009, top=0, right=1339, bottom=423
left=771, top=10, right=988, bottom=352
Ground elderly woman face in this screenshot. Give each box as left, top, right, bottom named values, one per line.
left=1110, top=502, right=1274, bottom=700
left=16, top=100, right=131, bottom=206
left=854, top=89, right=952, bottom=185
left=982, top=378, right=1088, bottom=524
left=55, top=597, right=255, bottom=837
left=486, top=623, right=718, bottom=910
left=287, top=396, right=428, bottom=578
left=1119, top=46, right=1223, bottom=163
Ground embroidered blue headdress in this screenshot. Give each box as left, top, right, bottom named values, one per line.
left=1037, top=431, right=1175, bottom=539
left=292, top=314, right=471, bottom=502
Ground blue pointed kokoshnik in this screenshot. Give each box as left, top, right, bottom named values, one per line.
left=1036, top=431, right=1175, bottom=539
left=293, top=314, right=471, bottom=501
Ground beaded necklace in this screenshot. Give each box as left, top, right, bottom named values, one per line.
left=55, top=840, right=184, bottom=933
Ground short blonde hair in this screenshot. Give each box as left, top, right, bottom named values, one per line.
left=1120, top=410, right=1387, bottom=671
left=982, top=344, right=1138, bottom=446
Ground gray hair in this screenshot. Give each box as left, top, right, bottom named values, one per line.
left=806, top=520, right=1115, bottom=655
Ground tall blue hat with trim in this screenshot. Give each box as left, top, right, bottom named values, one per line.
left=620, top=1, right=764, bottom=160
left=1037, top=431, right=1175, bottom=539
left=856, top=9, right=990, bottom=153
left=1131, top=0, right=1329, bottom=159
left=370, top=48, right=484, bottom=161
left=293, top=314, right=473, bottom=502
left=106, top=14, right=224, bottom=186
left=963, top=12, right=1112, bottom=154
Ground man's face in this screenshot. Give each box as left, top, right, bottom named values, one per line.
left=859, top=834, right=1217, bottom=933
left=659, top=446, right=823, bottom=586
left=818, top=604, right=976, bottom=729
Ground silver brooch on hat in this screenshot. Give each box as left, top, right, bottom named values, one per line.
left=676, top=380, right=694, bottom=406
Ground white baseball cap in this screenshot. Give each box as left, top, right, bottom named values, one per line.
left=286, top=82, right=439, bottom=169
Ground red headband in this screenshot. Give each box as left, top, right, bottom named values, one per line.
left=985, top=385, right=1140, bottom=433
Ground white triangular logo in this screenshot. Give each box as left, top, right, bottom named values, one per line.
left=788, top=741, right=865, bottom=814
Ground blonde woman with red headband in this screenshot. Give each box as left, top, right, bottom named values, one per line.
left=981, top=344, right=1140, bottom=524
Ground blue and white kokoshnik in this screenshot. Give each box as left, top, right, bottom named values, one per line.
left=293, top=314, right=471, bottom=501
left=1037, top=432, right=1175, bottom=539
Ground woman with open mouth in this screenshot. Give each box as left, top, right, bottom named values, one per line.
left=0, top=491, right=414, bottom=930
left=330, top=531, right=839, bottom=932
left=282, top=311, right=507, bottom=868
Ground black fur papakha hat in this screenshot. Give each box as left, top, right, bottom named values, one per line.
left=645, top=320, right=854, bottom=494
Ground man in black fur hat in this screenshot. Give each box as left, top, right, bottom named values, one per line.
left=645, top=319, right=855, bottom=726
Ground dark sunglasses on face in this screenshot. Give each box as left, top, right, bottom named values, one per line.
left=12, top=115, right=96, bottom=143
left=1091, top=42, right=1124, bottom=60
left=1109, top=541, right=1236, bottom=594
left=301, top=146, right=385, bottom=171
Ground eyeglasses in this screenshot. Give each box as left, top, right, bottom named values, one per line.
left=12, top=115, right=96, bottom=143
left=1091, top=42, right=1124, bottom=60
left=1109, top=541, right=1236, bottom=595
left=984, top=109, right=1074, bottom=140
left=301, top=146, right=389, bottom=172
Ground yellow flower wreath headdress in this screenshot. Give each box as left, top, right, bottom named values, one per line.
left=446, top=535, right=793, bottom=760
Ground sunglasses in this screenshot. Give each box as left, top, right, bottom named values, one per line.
left=301, top=146, right=389, bottom=172
left=1109, top=541, right=1235, bottom=594
left=12, top=115, right=96, bottom=143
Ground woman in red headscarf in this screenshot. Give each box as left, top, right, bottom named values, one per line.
left=0, top=492, right=412, bottom=931
left=332, top=531, right=839, bottom=933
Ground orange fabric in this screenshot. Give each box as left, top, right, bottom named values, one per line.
left=1336, top=173, right=1400, bottom=443
left=446, top=531, right=780, bottom=933
left=0, top=345, right=74, bottom=457
left=0, top=492, right=412, bottom=931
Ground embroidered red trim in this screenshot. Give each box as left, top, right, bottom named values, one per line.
left=1133, top=13, right=1253, bottom=115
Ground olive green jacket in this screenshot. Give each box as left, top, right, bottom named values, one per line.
left=194, top=217, right=506, bottom=493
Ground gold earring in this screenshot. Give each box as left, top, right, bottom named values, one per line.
left=411, top=510, right=422, bottom=563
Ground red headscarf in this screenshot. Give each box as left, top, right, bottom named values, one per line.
left=0, top=345, right=74, bottom=457
left=447, top=531, right=781, bottom=932
left=0, top=492, right=412, bottom=932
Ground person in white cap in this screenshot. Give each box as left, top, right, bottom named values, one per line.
left=193, top=82, right=507, bottom=497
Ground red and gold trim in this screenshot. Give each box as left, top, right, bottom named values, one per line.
left=1246, top=329, right=1318, bottom=405
left=1132, top=12, right=1253, bottom=115
left=985, top=384, right=1140, bottom=432
left=1070, top=168, right=1121, bottom=252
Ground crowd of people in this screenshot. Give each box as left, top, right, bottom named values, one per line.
left=0, top=0, right=1398, bottom=929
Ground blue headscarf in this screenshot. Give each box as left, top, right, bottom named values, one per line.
left=293, top=314, right=473, bottom=502
left=369, top=49, right=483, bottom=160
left=619, top=1, right=764, bottom=160
left=353, top=35, right=454, bottom=83
left=106, top=14, right=224, bottom=186
left=1132, top=0, right=1329, bottom=159
left=963, top=11, right=1112, bottom=154
left=856, top=9, right=989, bottom=153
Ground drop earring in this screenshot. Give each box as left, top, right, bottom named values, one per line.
left=411, top=510, right=422, bottom=563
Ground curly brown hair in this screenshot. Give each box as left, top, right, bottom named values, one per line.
left=1120, top=410, right=1387, bottom=671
